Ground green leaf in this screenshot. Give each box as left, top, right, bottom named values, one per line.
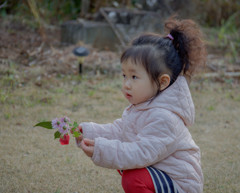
left=73, top=131, right=81, bottom=138
left=73, top=121, right=78, bottom=128
left=54, top=131, right=61, bottom=139
left=34, top=121, right=53, bottom=129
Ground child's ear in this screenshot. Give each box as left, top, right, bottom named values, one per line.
left=158, top=74, right=170, bottom=91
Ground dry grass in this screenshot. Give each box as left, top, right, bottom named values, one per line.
left=0, top=72, right=240, bottom=193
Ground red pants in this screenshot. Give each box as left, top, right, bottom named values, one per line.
left=118, top=168, right=155, bottom=193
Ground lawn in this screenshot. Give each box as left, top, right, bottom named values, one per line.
left=0, top=69, right=240, bottom=192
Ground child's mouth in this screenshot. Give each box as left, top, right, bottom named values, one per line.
left=126, top=93, right=132, bottom=99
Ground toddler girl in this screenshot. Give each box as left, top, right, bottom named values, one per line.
left=75, top=17, right=206, bottom=193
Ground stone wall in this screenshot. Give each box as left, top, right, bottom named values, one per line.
left=61, top=8, right=167, bottom=51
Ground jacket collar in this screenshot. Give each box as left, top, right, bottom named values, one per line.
left=126, top=76, right=195, bottom=126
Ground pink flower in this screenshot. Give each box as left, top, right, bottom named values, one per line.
left=60, top=116, right=70, bottom=123
left=52, top=117, right=71, bottom=134
left=59, top=134, right=70, bottom=145
left=58, top=122, right=70, bottom=135
left=52, top=118, right=61, bottom=129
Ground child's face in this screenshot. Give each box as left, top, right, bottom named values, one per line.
left=121, top=60, right=158, bottom=105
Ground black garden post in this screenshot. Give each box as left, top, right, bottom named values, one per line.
left=72, top=47, right=89, bottom=74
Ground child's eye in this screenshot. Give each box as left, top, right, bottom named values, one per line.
left=132, top=75, right=137, bottom=79
left=122, top=74, right=126, bottom=78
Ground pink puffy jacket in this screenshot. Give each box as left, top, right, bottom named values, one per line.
left=81, top=76, right=203, bottom=193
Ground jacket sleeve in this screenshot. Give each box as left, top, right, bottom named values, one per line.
left=91, top=111, right=178, bottom=170
left=81, top=118, right=123, bottom=141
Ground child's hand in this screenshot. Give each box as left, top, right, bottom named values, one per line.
left=72, top=125, right=83, bottom=147
left=81, top=138, right=95, bottom=158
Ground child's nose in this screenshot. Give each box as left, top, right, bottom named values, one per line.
left=124, top=79, right=131, bottom=89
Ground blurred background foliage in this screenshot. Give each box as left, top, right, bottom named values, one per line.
left=1, top=0, right=239, bottom=26
left=0, top=0, right=239, bottom=61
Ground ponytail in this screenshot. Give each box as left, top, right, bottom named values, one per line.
left=165, top=16, right=207, bottom=78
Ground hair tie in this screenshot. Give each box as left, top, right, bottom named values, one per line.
left=166, top=34, right=174, bottom=40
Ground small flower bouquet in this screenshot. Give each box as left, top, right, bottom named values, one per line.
left=34, top=116, right=81, bottom=145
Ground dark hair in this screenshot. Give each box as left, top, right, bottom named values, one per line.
left=121, top=16, right=207, bottom=92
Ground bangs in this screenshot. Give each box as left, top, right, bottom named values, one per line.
left=121, top=45, right=153, bottom=73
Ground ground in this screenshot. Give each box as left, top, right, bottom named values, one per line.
left=0, top=16, right=240, bottom=193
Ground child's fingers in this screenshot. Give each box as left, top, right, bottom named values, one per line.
left=83, top=138, right=95, bottom=146
left=76, top=133, right=83, bottom=141
left=72, top=125, right=83, bottom=147
left=80, top=139, right=94, bottom=157
left=75, top=137, right=82, bottom=147
left=75, top=130, right=83, bottom=147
